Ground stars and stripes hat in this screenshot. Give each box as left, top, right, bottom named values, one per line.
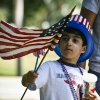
left=54, top=14, right=94, bottom=62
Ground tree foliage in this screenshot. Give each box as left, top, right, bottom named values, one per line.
left=0, top=0, right=14, bottom=22
left=0, top=0, right=82, bottom=28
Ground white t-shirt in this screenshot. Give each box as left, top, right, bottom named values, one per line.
left=82, top=0, right=100, bottom=73
left=29, top=60, right=87, bottom=100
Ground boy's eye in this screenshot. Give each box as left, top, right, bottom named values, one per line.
left=61, top=36, right=82, bottom=44
left=62, top=37, right=79, bottom=43
left=73, top=39, right=79, bottom=43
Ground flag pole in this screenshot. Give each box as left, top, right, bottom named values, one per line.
left=20, top=6, right=76, bottom=100
left=35, top=49, right=49, bottom=72
left=20, top=48, right=49, bottom=100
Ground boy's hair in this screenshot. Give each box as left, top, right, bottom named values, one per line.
left=63, top=27, right=87, bottom=46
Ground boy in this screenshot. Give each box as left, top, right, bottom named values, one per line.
left=21, top=14, right=94, bottom=100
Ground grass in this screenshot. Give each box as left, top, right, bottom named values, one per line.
left=0, top=59, right=17, bottom=76
left=0, top=51, right=89, bottom=76
left=0, top=51, right=59, bottom=76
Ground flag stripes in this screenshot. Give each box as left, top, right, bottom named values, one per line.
left=0, top=9, right=72, bottom=60
left=33, top=49, right=46, bottom=57
left=0, top=21, right=56, bottom=59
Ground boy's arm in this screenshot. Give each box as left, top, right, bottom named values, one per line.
left=80, top=6, right=97, bottom=28
left=79, top=6, right=97, bottom=69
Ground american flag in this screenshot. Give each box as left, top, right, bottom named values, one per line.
left=33, top=49, right=46, bottom=57
left=0, top=7, right=74, bottom=60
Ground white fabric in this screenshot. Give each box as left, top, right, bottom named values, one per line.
left=82, top=0, right=100, bottom=73
left=29, top=60, right=87, bottom=100
left=70, top=15, right=90, bottom=31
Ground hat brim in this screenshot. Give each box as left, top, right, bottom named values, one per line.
left=54, top=21, right=94, bottom=63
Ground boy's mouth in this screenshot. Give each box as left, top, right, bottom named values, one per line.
left=65, top=48, right=72, bottom=51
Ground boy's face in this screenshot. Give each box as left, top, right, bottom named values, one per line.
left=59, top=32, right=86, bottom=63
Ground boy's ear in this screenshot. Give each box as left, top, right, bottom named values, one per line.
left=81, top=46, right=86, bottom=53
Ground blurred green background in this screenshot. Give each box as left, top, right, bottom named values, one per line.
left=0, top=0, right=82, bottom=76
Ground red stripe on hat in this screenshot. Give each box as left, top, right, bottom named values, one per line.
left=81, top=17, right=84, bottom=24
left=72, top=15, right=76, bottom=21
left=71, top=15, right=90, bottom=32
left=77, top=15, right=80, bottom=22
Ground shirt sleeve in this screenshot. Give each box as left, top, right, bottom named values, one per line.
left=34, top=61, right=50, bottom=89
left=82, top=0, right=100, bottom=14
left=28, top=61, right=50, bottom=90
left=29, top=83, right=36, bottom=90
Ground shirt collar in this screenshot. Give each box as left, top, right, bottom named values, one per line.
left=57, top=59, right=78, bottom=68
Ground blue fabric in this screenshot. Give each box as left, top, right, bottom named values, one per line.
left=88, top=68, right=100, bottom=95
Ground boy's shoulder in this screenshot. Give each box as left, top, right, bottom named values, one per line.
left=43, top=60, right=59, bottom=65
left=39, top=60, right=60, bottom=71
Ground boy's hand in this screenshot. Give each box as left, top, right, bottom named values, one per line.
left=27, top=71, right=38, bottom=84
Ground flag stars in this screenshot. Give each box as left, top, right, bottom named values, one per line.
left=49, top=29, right=51, bottom=31
left=63, top=19, right=66, bottom=21
left=48, top=31, right=51, bottom=33
left=51, top=33, right=54, bottom=35
left=52, top=26, right=54, bottom=28
left=64, top=25, right=66, bottom=28
left=53, top=29, right=55, bottom=32
left=40, top=15, right=71, bottom=37
left=58, top=23, right=60, bottom=25
left=66, top=22, right=68, bottom=24
left=61, top=29, right=64, bottom=32
left=44, top=34, right=47, bottom=36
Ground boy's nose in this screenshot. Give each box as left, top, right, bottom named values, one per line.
left=67, top=39, right=72, bottom=46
